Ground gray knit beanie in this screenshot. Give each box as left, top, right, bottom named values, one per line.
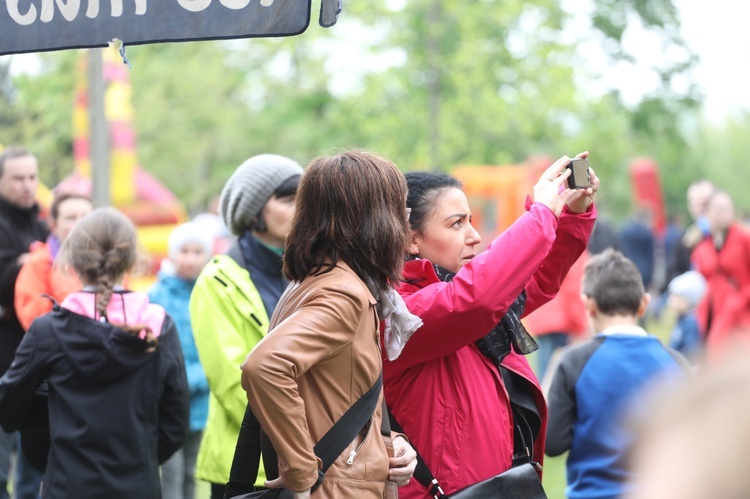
left=219, top=154, right=304, bottom=236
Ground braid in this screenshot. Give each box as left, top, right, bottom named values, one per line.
left=95, top=248, right=124, bottom=320
left=95, top=275, right=114, bottom=321
left=60, top=208, right=158, bottom=351
left=117, top=324, right=159, bottom=353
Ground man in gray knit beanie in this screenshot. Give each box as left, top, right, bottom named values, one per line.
left=220, top=154, right=304, bottom=237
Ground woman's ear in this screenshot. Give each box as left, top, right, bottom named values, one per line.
left=408, top=231, right=420, bottom=256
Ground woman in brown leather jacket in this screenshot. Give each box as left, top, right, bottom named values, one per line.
left=241, top=151, right=418, bottom=498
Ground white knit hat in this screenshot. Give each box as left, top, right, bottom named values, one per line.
left=668, top=270, right=707, bottom=308
left=219, top=154, right=304, bottom=236
left=168, top=222, right=214, bottom=260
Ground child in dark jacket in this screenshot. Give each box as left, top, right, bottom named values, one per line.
left=0, top=208, right=189, bottom=499
left=149, top=222, right=212, bottom=499
left=546, top=249, right=689, bottom=499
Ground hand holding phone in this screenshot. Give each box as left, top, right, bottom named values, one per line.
left=566, top=158, right=591, bottom=189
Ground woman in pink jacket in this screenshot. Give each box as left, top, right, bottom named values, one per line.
left=383, top=154, right=598, bottom=498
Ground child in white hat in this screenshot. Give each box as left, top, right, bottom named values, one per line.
left=667, top=270, right=707, bottom=362
left=148, top=221, right=213, bottom=498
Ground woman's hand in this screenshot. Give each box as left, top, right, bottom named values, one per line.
left=264, top=477, right=311, bottom=499
left=562, top=151, right=599, bottom=214
left=532, top=156, right=575, bottom=217
left=388, top=435, right=418, bottom=486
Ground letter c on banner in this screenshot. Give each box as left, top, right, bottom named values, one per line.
left=178, top=0, right=212, bottom=12
left=7, top=0, right=37, bottom=25
left=220, top=0, right=251, bottom=8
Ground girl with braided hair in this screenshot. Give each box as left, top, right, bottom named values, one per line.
left=0, top=207, right=189, bottom=499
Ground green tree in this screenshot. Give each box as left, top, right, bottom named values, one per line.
left=1, top=0, right=705, bottom=222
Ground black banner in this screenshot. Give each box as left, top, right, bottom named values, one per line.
left=0, top=0, right=342, bottom=56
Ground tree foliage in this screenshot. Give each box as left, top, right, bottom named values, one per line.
left=4, top=0, right=742, bottom=222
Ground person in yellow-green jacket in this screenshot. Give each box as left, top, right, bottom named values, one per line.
left=189, top=154, right=303, bottom=499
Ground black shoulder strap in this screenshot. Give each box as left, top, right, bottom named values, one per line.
left=388, top=413, right=447, bottom=498
left=226, top=374, right=383, bottom=497
left=314, top=374, right=382, bottom=471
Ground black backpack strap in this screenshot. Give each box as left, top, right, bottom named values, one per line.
left=224, top=404, right=264, bottom=498
left=226, top=374, right=383, bottom=497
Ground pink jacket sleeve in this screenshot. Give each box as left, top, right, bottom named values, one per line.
left=523, top=205, right=596, bottom=316
left=391, top=203, right=595, bottom=371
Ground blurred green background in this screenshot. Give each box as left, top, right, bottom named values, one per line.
left=2, top=0, right=750, bottom=223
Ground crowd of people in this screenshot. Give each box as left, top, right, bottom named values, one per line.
left=0, top=143, right=748, bottom=499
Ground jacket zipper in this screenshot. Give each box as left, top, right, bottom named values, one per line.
left=346, top=418, right=373, bottom=465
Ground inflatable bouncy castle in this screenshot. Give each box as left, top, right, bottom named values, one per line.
left=54, top=47, right=187, bottom=284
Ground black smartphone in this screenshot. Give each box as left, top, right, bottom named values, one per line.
left=566, top=158, right=591, bottom=189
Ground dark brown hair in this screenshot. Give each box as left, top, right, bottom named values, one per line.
left=283, top=150, right=410, bottom=293
left=582, top=248, right=645, bottom=315
left=50, top=192, right=93, bottom=221
left=59, top=208, right=157, bottom=349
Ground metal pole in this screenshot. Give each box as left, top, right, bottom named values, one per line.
left=89, top=48, right=110, bottom=207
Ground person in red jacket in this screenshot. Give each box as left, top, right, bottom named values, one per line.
left=691, top=190, right=750, bottom=356
left=14, top=192, right=93, bottom=331
left=383, top=154, right=597, bottom=498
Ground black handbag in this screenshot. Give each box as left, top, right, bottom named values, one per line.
left=225, top=374, right=384, bottom=499
left=430, top=463, right=546, bottom=499
left=390, top=423, right=546, bottom=499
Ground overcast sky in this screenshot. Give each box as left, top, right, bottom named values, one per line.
left=675, top=0, right=750, bottom=121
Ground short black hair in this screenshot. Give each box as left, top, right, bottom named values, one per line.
left=582, top=249, right=645, bottom=315
left=0, top=147, right=33, bottom=178
left=404, top=172, right=462, bottom=233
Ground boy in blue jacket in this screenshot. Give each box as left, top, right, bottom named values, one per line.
left=545, top=249, right=689, bottom=499
left=149, top=222, right=213, bottom=499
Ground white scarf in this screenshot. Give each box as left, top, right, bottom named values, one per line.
left=367, top=278, right=423, bottom=361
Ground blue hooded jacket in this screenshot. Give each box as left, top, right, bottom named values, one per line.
left=149, top=268, right=209, bottom=432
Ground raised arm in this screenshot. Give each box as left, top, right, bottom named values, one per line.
left=391, top=203, right=558, bottom=370
left=523, top=205, right=596, bottom=316
left=525, top=159, right=598, bottom=314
